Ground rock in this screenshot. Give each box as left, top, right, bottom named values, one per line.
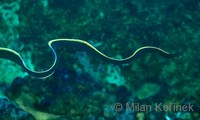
left=136, top=83, right=160, bottom=100
left=0, top=96, right=35, bottom=120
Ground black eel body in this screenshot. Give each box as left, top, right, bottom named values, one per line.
left=0, top=39, right=178, bottom=78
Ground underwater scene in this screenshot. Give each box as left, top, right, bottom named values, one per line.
left=0, top=0, right=199, bottom=120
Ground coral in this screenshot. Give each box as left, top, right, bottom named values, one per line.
left=0, top=0, right=200, bottom=119
left=136, top=83, right=160, bottom=100
left=0, top=96, right=35, bottom=120
left=104, top=65, right=126, bottom=86
left=0, top=2, right=20, bottom=27
left=0, top=61, right=27, bottom=85
left=0, top=1, right=35, bottom=85
left=0, top=1, right=20, bottom=46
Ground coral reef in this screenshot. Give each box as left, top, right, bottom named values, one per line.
left=0, top=0, right=200, bottom=119
left=0, top=96, right=35, bottom=120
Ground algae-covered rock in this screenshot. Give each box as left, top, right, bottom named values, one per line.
left=136, top=83, right=160, bottom=100
left=0, top=96, right=35, bottom=120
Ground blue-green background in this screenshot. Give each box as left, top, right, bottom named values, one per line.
left=0, top=0, right=199, bottom=120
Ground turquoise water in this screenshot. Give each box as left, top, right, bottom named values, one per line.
left=0, top=0, right=199, bottom=120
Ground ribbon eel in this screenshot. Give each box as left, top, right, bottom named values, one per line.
left=0, top=39, right=178, bottom=79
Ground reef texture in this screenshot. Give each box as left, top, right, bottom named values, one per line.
left=0, top=0, right=200, bottom=120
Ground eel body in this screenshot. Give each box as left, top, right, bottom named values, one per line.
left=0, top=39, right=178, bottom=78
